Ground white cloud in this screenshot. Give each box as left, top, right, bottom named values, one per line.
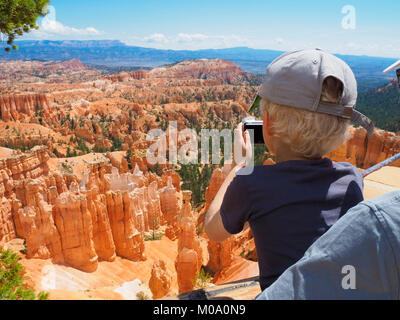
left=25, top=5, right=102, bottom=39
left=133, top=33, right=246, bottom=50
left=40, top=18, right=101, bottom=36
left=176, top=33, right=209, bottom=42
left=143, top=33, right=169, bottom=43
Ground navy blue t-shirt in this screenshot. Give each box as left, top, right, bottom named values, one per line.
left=220, top=158, right=364, bottom=291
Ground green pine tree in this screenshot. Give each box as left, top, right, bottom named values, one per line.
left=0, top=0, right=51, bottom=52
left=0, top=247, right=49, bottom=300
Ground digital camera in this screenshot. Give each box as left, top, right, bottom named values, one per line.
left=243, top=117, right=264, bottom=145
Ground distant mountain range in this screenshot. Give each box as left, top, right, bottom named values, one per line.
left=0, top=40, right=398, bottom=92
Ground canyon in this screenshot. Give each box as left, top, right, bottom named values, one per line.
left=0, top=58, right=399, bottom=300
left=0, top=145, right=258, bottom=299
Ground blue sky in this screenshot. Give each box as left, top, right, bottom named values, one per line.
left=22, top=0, right=400, bottom=58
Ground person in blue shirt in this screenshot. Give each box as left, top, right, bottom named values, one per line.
left=257, top=191, right=400, bottom=300
left=204, top=49, right=375, bottom=291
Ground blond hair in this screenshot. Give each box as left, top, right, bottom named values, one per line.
left=260, top=77, right=350, bottom=159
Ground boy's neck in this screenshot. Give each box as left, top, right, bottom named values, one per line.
left=273, top=142, right=321, bottom=163
left=275, top=153, right=312, bottom=163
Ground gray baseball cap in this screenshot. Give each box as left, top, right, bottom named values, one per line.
left=249, top=49, right=375, bottom=137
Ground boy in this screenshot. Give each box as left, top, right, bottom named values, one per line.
left=204, top=49, right=375, bottom=291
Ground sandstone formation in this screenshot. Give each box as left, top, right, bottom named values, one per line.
left=7, top=147, right=64, bottom=262
left=86, top=188, right=116, bottom=261
left=175, top=191, right=203, bottom=294
left=105, top=70, right=148, bottom=83
left=0, top=197, right=14, bottom=243
left=329, top=127, right=400, bottom=169
left=146, top=181, right=163, bottom=230
left=178, top=191, right=202, bottom=269
left=207, top=238, right=234, bottom=275
left=159, top=178, right=180, bottom=240
left=0, top=59, right=98, bottom=84
left=0, top=59, right=255, bottom=158
left=175, top=248, right=198, bottom=294
left=149, top=260, right=172, bottom=299
left=0, top=146, right=178, bottom=272
left=161, top=170, right=181, bottom=192
left=53, top=192, right=98, bottom=272
left=106, top=191, right=145, bottom=261
left=0, top=94, right=51, bottom=122
left=149, top=59, right=252, bottom=85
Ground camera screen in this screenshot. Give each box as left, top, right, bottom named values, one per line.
left=244, top=123, right=264, bottom=145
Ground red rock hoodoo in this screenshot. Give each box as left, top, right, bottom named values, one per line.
left=149, top=260, right=172, bottom=299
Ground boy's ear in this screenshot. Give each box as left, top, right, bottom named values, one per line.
left=263, top=110, right=273, bottom=136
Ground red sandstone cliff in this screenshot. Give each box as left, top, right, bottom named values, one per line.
left=149, top=59, right=251, bottom=85
left=0, top=146, right=183, bottom=273
left=105, top=70, right=148, bottom=83
left=329, top=127, right=400, bottom=168
left=0, top=94, right=51, bottom=122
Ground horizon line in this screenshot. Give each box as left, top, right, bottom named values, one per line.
left=11, top=39, right=399, bottom=60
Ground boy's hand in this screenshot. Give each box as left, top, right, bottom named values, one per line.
left=234, top=123, right=253, bottom=167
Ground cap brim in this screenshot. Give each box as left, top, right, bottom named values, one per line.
left=248, top=95, right=262, bottom=114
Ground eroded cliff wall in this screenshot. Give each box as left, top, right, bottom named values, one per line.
left=329, top=127, right=400, bottom=168
left=0, top=146, right=183, bottom=273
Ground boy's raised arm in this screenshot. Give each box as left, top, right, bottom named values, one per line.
left=204, top=164, right=245, bottom=242
left=205, top=123, right=252, bottom=242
